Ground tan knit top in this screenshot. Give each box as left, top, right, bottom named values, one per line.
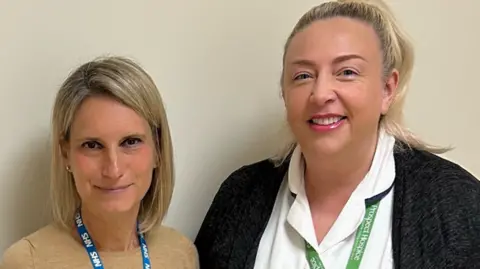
left=0, top=224, right=198, bottom=269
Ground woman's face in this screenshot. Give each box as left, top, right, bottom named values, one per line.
left=282, top=17, right=398, bottom=157
left=63, top=95, right=156, bottom=215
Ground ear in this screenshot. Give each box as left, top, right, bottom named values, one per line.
left=381, top=69, right=399, bottom=115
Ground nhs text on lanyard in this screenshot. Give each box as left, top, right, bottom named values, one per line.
left=75, top=210, right=152, bottom=269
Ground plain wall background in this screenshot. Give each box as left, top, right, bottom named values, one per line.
left=0, top=0, right=478, bottom=254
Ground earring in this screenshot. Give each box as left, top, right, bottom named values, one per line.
left=66, top=165, right=71, bottom=172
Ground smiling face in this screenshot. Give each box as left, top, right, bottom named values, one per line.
left=63, top=95, right=156, bottom=215
left=282, top=17, right=398, bottom=157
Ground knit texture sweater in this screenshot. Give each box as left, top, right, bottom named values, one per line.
left=2, top=224, right=198, bottom=269
left=195, top=143, right=480, bottom=269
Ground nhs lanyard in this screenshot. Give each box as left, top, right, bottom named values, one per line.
left=305, top=200, right=380, bottom=269
left=75, top=210, right=152, bottom=269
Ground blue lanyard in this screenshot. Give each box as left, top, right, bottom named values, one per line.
left=75, top=210, right=152, bottom=269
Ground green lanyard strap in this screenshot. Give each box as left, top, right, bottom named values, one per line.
left=305, top=201, right=380, bottom=269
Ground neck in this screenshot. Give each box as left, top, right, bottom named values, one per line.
left=303, top=135, right=378, bottom=208
left=77, top=205, right=140, bottom=252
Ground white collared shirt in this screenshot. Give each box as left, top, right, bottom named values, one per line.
left=254, top=131, right=396, bottom=269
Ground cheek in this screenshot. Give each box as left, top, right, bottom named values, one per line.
left=284, top=89, right=308, bottom=122
left=129, top=148, right=155, bottom=185
left=71, top=152, right=99, bottom=183
left=367, top=89, right=385, bottom=116
left=69, top=152, right=99, bottom=198
left=341, top=83, right=383, bottom=106
left=343, top=85, right=383, bottom=115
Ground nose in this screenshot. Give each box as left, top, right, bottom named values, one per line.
left=310, top=74, right=337, bottom=105
left=102, top=148, right=124, bottom=179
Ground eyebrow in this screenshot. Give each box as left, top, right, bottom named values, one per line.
left=73, top=133, right=147, bottom=143
left=333, top=54, right=367, bottom=64
left=289, top=54, right=367, bottom=67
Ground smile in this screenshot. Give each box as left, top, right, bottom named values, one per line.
left=94, top=184, right=133, bottom=192
left=308, top=115, right=347, bottom=132
left=309, top=116, right=346, bottom=126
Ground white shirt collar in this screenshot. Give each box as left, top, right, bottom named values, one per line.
left=287, top=129, right=396, bottom=201
left=286, top=129, right=396, bottom=251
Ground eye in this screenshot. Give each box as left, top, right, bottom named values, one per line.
left=293, top=73, right=313, bottom=81
left=81, top=141, right=102, bottom=150
left=122, top=137, right=142, bottom=147
left=338, top=69, right=358, bottom=78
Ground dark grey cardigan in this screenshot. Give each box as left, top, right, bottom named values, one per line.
left=194, top=143, right=480, bottom=269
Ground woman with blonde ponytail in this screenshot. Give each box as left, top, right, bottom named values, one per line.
left=195, top=0, right=480, bottom=268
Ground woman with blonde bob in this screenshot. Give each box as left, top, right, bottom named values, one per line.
left=195, top=0, right=480, bottom=268
left=2, top=56, right=198, bottom=268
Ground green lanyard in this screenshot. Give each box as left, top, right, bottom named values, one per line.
left=305, top=201, right=380, bottom=269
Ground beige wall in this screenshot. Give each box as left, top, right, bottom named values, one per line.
left=0, top=0, right=478, bottom=254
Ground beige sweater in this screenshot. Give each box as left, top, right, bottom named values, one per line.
left=1, top=224, right=198, bottom=269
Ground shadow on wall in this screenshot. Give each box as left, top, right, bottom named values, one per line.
left=2, top=135, right=51, bottom=251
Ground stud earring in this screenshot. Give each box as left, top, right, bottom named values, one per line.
left=66, top=165, right=71, bottom=172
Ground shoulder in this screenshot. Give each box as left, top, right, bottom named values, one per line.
left=394, top=144, right=480, bottom=208
left=218, top=158, right=288, bottom=198
left=394, top=144, right=480, bottom=264
left=148, top=225, right=195, bottom=250
left=147, top=225, right=198, bottom=268
left=1, top=225, right=62, bottom=269
left=202, top=158, right=287, bottom=221
left=1, top=238, right=35, bottom=269
left=194, top=158, right=288, bottom=266
left=395, top=145, right=480, bottom=196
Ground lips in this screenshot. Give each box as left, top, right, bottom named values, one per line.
left=307, top=114, right=347, bottom=132
left=308, top=115, right=347, bottom=126
left=94, top=184, right=133, bottom=191
left=309, top=116, right=346, bottom=126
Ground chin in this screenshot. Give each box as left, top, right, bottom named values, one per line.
left=312, top=138, right=348, bottom=156
left=298, top=130, right=351, bottom=157
left=86, top=196, right=140, bottom=216
left=98, top=202, right=138, bottom=214
left=84, top=185, right=142, bottom=213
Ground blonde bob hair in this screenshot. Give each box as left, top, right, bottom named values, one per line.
left=50, top=56, right=174, bottom=234
left=274, top=0, right=449, bottom=164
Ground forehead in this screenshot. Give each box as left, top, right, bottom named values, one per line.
left=285, top=17, right=381, bottom=64
left=69, top=95, right=150, bottom=139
